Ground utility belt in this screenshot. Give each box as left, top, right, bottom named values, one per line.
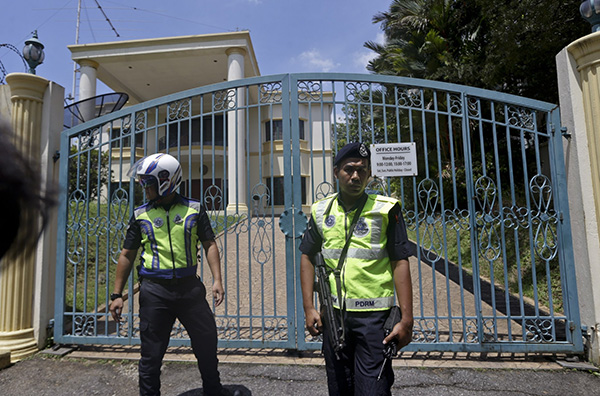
left=141, top=274, right=198, bottom=286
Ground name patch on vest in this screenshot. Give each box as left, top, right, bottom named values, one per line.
left=353, top=218, right=369, bottom=237
left=153, top=217, right=164, bottom=228
left=354, top=299, right=376, bottom=308
left=324, top=215, right=336, bottom=228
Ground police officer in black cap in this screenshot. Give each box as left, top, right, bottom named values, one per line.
left=300, top=142, right=414, bottom=395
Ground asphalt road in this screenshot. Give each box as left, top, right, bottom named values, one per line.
left=2, top=353, right=600, bottom=396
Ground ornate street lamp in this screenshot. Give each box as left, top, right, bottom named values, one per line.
left=22, top=31, right=45, bottom=74
left=580, top=0, right=600, bottom=32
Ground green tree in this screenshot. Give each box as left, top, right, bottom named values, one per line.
left=366, top=0, right=589, bottom=103
left=366, top=0, right=458, bottom=80
left=69, top=146, right=111, bottom=200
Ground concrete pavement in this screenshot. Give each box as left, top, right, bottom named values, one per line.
left=1, top=345, right=600, bottom=396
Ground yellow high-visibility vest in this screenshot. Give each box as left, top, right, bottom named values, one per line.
left=135, top=197, right=202, bottom=279
left=313, top=193, right=397, bottom=312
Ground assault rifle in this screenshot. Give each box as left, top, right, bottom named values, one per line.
left=377, top=305, right=402, bottom=381
left=313, top=252, right=345, bottom=359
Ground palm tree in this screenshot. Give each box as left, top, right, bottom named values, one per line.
left=365, top=0, right=457, bottom=80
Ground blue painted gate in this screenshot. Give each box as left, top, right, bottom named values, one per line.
left=54, top=73, right=583, bottom=354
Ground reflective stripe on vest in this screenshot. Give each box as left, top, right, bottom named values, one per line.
left=331, top=295, right=395, bottom=311
left=312, top=194, right=398, bottom=311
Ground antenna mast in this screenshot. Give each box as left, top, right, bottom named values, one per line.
left=70, top=0, right=119, bottom=102
left=70, top=0, right=81, bottom=102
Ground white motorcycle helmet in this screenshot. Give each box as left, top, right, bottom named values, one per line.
left=128, top=153, right=182, bottom=197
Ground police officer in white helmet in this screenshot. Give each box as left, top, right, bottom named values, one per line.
left=109, top=153, right=228, bottom=395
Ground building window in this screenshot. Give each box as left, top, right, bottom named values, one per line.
left=265, top=119, right=305, bottom=141
left=269, top=176, right=307, bottom=206
left=160, top=114, right=226, bottom=150
left=110, top=128, right=143, bottom=148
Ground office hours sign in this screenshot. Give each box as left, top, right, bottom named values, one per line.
left=370, top=143, right=417, bottom=177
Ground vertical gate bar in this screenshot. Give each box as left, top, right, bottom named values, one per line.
left=83, top=145, right=91, bottom=334
left=491, top=100, right=512, bottom=341
left=516, top=106, right=541, bottom=320
left=401, top=84, right=425, bottom=322
left=94, top=137, right=101, bottom=335
left=368, top=82, right=375, bottom=143
left=318, top=80, right=327, bottom=196
left=476, top=97, right=490, bottom=343
left=447, top=91, right=469, bottom=340
left=103, top=123, right=112, bottom=338
left=54, top=123, right=73, bottom=342
left=548, top=107, right=582, bottom=348
left=186, top=101, right=192, bottom=197
left=343, top=81, right=352, bottom=144
left=268, top=97, right=277, bottom=342
left=111, top=116, right=121, bottom=340
left=309, top=83, right=316, bottom=199
left=379, top=83, right=392, bottom=196
left=419, top=87, right=441, bottom=342
left=432, top=90, right=454, bottom=341
left=331, top=82, right=339, bottom=172
left=490, top=100, right=502, bottom=341
left=533, top=111, right=560, bottom=342
left=462, top=94, right=484, bottom=345
left=94, top=125, right=103, bottom=336
left=502, top=104, right=527, bottom=341
left=283, top=74, right=299, bottom=348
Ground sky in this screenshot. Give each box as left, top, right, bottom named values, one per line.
left=1, top=0, right=391, bottom=101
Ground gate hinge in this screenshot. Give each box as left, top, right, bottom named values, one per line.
left=561, top=126, right=571, bottom=139
left=559, top=212, right=564, bottom=223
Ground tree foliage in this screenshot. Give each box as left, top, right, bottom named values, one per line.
left=69, top=146, right=111, bottom=200
left=366, top=0, right=590, bottom=103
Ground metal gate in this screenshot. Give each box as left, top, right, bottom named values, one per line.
left=55, top=73, right=583, bottom=354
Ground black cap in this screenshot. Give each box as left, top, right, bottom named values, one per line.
left=334, top=142, right=370, bottom=166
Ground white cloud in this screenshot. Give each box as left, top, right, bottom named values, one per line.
left=297, top=49, right=339, bottom=72
left=352, top=32, right=385, bottom=71
left=353, top=50, right=376, bottom=71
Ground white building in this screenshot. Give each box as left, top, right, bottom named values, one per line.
left=68, top=31, right=333, bottom=214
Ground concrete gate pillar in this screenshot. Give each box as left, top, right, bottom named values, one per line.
left=557, top=31, right=600, bottom=364
left=0, top=73, right=49, bottom=362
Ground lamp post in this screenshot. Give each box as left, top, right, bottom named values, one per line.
left=22, top=31, right=45, bottom=75
left=581, top=0, right=600, bottom=32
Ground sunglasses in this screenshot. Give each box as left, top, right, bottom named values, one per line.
left=138, top=176, right=157, bottom=188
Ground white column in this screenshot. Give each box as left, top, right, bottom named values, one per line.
left=226, top=48, right=248, bottom=213
left=557, top=31, right=600, bottom=364
left=77, top=59, right=99, bottom=122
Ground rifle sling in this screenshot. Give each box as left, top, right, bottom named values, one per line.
left=322, top=193, right=368, bottom=322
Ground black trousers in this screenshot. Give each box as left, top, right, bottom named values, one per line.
left=138, top=277, right=222, bottom=396
left=322, top=309, right=394, bottom=396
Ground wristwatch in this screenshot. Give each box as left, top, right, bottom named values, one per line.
left=110, top=292, right=123, bottom=301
